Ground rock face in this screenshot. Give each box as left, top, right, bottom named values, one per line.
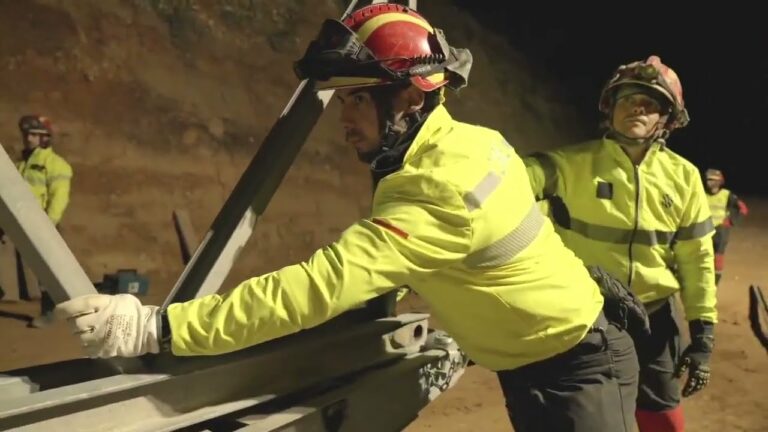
left=0, top=0, right=580, bottom=296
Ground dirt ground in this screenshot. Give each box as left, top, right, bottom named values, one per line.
left=1, top=199, right=767, bottom=431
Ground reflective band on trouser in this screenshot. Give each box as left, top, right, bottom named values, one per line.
left=464, top=204, right=545, bottom=267
left=559, top=217, right=714, bottom=246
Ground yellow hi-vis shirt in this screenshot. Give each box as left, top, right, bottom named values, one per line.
left=524, top=138, right=717, bottom=323
left=707, top=188, right=741, bottom=227
left=17, top=146, right=73, bottom=225
left=168, top=105, right=604, bottom=371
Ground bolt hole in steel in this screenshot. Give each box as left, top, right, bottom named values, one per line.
left=413, top=324, right=424, bottom=341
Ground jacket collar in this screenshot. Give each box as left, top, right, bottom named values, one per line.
left=22, top=146, right=50, bottom=162
left=402, top=104, right=454, bottom=165
left=602, top=136, right=663, bottom=168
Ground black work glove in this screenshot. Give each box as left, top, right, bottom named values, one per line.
left=586, top=265, right=651, bottom=339
left=675, top=319, right=714, bottom=397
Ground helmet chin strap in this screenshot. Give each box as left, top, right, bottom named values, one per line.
left=356, top=112, right=417, bottom=164
left=369, top=110, right=426, bottom=170
left=363, top=109, right=429, bottom=190
left=359, top=84, right=432, bottom=179
left=606, top=113, right=670, bottom=149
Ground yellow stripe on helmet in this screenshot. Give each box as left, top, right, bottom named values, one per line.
left=356, top=13, right=433, bottom=43
left=426, top=72, right=445, bottom=83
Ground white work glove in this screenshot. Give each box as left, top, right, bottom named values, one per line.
left=54, top=294, right=161, bottom=358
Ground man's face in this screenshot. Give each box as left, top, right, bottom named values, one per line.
left=22, top=132, right=43, bottom=150
left=706, top=178, right=721, bottom=193
left=611, top=93, right=667, bottom=139
left=336, top=88, right=381, bottom=160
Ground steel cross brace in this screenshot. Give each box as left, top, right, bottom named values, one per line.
left=0, top=314, right=431, bottom=431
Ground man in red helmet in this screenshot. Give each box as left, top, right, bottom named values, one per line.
left=703, top=168, right=748, bottom=285
left=54, top=5, right=643, bottom=430
left=525, top=56, right=716, bottom=432
left=0, top=115, right=73, bottom=326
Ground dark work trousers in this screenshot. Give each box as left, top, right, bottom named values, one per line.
left=497, top=311, right=639, bottom=432
left=635, top=298, right=682, bottom=412
left=712, top=225, right=730, bottom=286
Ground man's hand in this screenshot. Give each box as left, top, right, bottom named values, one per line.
left=675, top=319, right=714, bottom=397
left=586, top=265, right=651, bottom=339
left=54, top=294, right=161, bottom=358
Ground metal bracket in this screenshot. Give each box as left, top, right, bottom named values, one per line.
left=0, top=145, right=98, bottom=304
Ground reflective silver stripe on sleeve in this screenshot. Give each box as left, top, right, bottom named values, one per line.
left=463, top=172, right=502, bottom=211
left=464, top=204, right=545, bottom=268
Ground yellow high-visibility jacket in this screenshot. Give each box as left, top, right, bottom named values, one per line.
left=707, top=190, right=729, bottom=226
left=17, top=146, right=73, bottom=225
left=525, top=138, right=717, bottom=322
left=707, top=188, right=747, bottom=228
left=168, top=105, right=604, bottom=371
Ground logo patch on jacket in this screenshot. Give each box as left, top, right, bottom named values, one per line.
left=661, top=193, right=674, bottom=209
left=596, top=181, right=613, bottom=199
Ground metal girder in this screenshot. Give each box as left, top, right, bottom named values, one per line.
left=0, top=314, right=430, bottom=432
left=162, top=0, right=418, bottom=309
left=0, top=145, right=98, bottom=304
left=232, top=331, right=468, bottom=432
left=208, top=350, right=465, bottom=432
left=748, top=285, right=768, bottom=352
left=172, top=209, right=200, bottom=265
left=162, top=0, right=377, bottom=307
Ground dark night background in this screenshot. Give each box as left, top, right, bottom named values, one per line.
left=455, top=2, right=767, bottom=197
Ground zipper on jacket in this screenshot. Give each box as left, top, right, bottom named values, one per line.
left=627, top=164, right=641, bottom=288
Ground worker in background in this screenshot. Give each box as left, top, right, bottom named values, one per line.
left=16, top=115, right=73, bottom=328
left=704, top=168, right=748, bottom=285
left=524, top=55, right=716, bottom=432
left=54, top=5, right=646, bottom=431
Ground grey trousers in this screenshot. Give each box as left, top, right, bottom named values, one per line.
left=497, top=313, right=640, bottom=432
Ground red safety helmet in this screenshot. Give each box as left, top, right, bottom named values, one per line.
left=599, top=55, right=690, bottom=133
left=294, top=4, right=471, bottom=92
left=19, top=115, right=53, bottom=136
